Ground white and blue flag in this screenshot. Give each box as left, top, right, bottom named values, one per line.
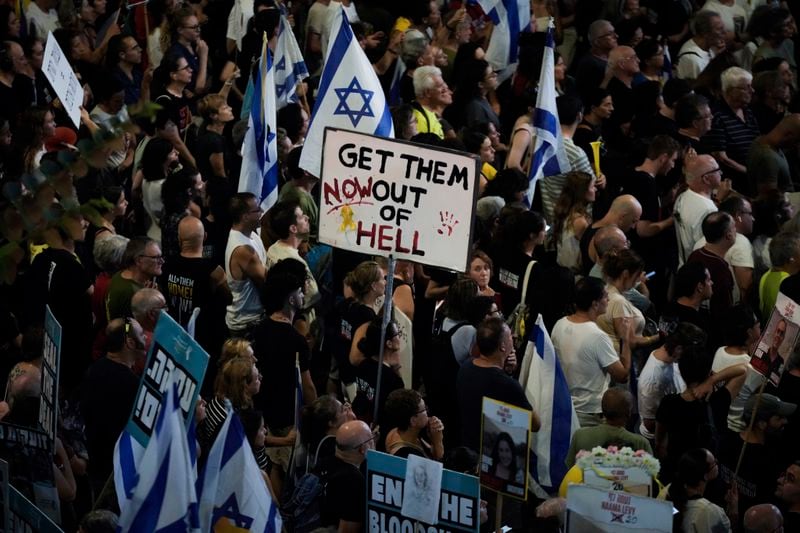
left=238, top=33, right=280, bottom=212
left=518, top=314, right=578, bottom=494
left=117, top=383, right=200, bottom=532
left=274, top=14, right=309, bottom=109
left=527, top=22, right=569, bottom=204
left=198, top=405, right=282, bottom=532
left=478, top=0, right=530, bottom=71
left=299, top=7, right=394, bottom=177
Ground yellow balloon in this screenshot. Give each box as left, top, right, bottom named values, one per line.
left=558, top=465, right=584, bottom=498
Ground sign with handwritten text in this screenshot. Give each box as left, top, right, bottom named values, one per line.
left=42, top=32, right=83, bottom=128
left=320, top=128, right=479, bottom=271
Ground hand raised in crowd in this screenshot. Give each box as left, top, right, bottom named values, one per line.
left=427, top=416, right=444, bottom=444
left=196, top=39, right=209, bottom=58
left=503, top=349, right=517, bottom=375
left=364, top=31, right=385, bottom=49
left=595, top=173, right=607, bottom=189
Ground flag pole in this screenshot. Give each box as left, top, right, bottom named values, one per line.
left=372, top=255, right=396, bottom=427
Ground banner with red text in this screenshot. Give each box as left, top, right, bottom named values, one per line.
left=319, top=128, right=479, bottom=271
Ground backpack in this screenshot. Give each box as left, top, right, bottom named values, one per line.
left=281, top=436, right=335, bottom=532
left=506, top=260, right=536, bottom=351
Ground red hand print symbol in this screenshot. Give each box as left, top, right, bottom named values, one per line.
left=438, top=211, right=459, bottom=236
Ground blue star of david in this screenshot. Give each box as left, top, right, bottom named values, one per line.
left=211, top=494, right=254, bottom=529
left=333, top=77, right=374, bottom=127
left=276, top=57, right=286, bottom=72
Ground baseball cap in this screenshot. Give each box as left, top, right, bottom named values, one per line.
left=744, top=393, right=797, bottom=424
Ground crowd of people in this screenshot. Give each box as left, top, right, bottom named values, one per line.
left=2, top=0, right=800, bottom=531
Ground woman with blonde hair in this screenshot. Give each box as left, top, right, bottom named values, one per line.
left=552, top=171, right=596, bottom=273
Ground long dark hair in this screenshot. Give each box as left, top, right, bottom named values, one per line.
left=667, top=448, right=713, bottom=532
left=552, top=171, right=593, bottom=246
left=489, top=432, right=519, bottom=481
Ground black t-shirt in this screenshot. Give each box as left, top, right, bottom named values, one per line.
left=456, top=362, right=532, bottom=452
left=318, top=456, right=365, bottom=527
left=252, top=318, right=311, bottom=429
left=155, top=92, right=193, bottom=135
left=159, top=255, right=218, bottom=329
left=352, top=358, right=404, bottom=426
left=656, top=388, right=731, bottom=482
left=490, top=248, right=533, bottom=312
left=579, top=224, right=602, bottom=276
left=780, top=274, right=800, bottom=304
left=718, top=433, right=783, bottom=522
left=332, top=299, right=376, bottom=384
left=80, top=357, right=140, bottom=490
left=660, top=302, right=712, bottom=342
left=195, top=130, right=234, bottom=180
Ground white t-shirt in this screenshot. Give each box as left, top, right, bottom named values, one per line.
left=597, top=285, right=645, bottom=355
left=683, top=498, right=731, bottom=533
left=703, top=0, right=748, bottom=35
left=638, top=353, right=687, bottom=439
left=712, top=346, right=750, bottom=374
left=676, top=38, right=713, bottom=80
left=694, top=233, right=754, bottom=304
left=675, top=189, right=717, bottom=266
left=551, top=318, right=619, bottom=415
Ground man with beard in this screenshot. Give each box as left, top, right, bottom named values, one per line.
left=775, top=462, right=800, bottom=531
left=718, top=394, right=796, bottom=526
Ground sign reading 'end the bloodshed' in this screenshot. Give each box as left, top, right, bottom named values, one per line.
left=320, top=128, right=479, bottom=272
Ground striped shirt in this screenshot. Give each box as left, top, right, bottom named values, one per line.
left=540, top=137, right=594, bottom=223
left=703, top=102, right=760, bottom=167
left=199, top=397, right=271, bottom=471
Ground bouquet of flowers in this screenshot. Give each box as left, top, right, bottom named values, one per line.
left=575, top=446, right=660, bottom=478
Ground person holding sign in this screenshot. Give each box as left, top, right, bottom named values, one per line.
left=456, top=317, right=540, bottom=452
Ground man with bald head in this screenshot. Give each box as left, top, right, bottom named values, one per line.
left=580, top=194, right=642, bottom=275
left=674, top=154, right=724, bottom=265
left=588, top=225, right=651, bottom=313
left=318, top=420, right=374, bottom=531
left=565, top=388, right=652, bottom=467
left=575, top=19, right=617, bottom=103
left=159, top=216, right=230, bottom=359
left=748, top=114, right=800, bottom=195
left=743, top=504, right=783, bottom=533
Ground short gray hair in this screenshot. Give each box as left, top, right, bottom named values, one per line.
left=401, top=29, right=429, bottom=65
left=413, top=66, right=443, bottom=98
left=692, top=10, right=720, bottom=37
left=721, top=67, right=752, bottom=93
left=768, top=231, right=800, bottom=267
left=588, top=20, right=612, bottom=43
left=131, top=288, right=166, bottom=321
left=93, top=234, right=130, bottom=273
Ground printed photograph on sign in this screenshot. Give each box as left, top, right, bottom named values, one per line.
left=751, top=292, right=800, bottom=387
left=319, top=128, right=479, bottom=272
left=479, top=397, right=531, bottom=499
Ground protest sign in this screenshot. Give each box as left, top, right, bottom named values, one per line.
left=0, top=424, right=59, bottom=526
left=565, top=484, right=672, bottom=533
left=0, top=459, right=9, bottom=532
left=479, top=397, right=531, bottom=500
left=582, top=467, right=653, bottom=497
left=126, top=311, right=209, bottom=447
left=367, top=450, right=480, bottom=532
left=39, top=306, right=61, bottom=447
left=401, top=455, right=443, bottom=525
left=42, top=32, right=83, bottom=128
left=751, top=292, right=800, bottom=387
left=9, top=486, right=62, bottom=533
left=319, top=128, right=479, bottom=272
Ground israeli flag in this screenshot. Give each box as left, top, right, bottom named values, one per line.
left=299, top=7, right=394, bottom=178
left=198, top=405, right=282, bottom=532
left=527, top=22, right=569, bottom=204
left=238, top=33, right=280, bottom=212
left=478, top=0, right=530, bottom=71
left=274, top=15, right=309, bottom=110
left=117, top=383, right=200, bottom=532
left=518, top=314, right=578, bottom=493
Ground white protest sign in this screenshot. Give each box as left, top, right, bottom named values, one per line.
left=751, top=292, right=800, bottom=387
left=401, top=454, right=443, bottom=525
left=565, top=484, right=673, bottom=533
left=43, top=32, right=84, bottom=128
left=320, top=128, right=479, bottom=272
left=582, top=467, right=653, bottom=497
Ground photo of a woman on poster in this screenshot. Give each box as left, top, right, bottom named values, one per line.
left=489, top=432, right=524, bottom=485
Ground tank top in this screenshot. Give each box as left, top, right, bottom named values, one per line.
left=225, top=229, right=267, bottom=329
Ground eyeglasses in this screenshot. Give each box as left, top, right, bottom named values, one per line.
left=182, top=24, right=201, bottom=30
left=177, top=64, right=192, bottom=72
left=138, top=254, right=165, bottom=263
left=338, top=432, right=378, bottom=450
left=416, top=405, right=429, bottom=415
left=701, top=167, right=722, bottom=178
left=598, top=31, right=617, bottom=39
left=732, top=85, right=753, bottom=92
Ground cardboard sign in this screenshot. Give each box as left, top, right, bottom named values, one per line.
left=479, top=397, right=531, bottom=500
left=751, top=292, right=800, bottom=387
left=565, top=484, right=673, bottom=533
left=39, top=306, right=61, bottom=447
left=366, top=450, right=480, bottom=532
left=42, top=32, right=83, bottom=128
left=582, top=467, right=653, bottom=497
left=319, top=128, right=478, bottom=272
left=126, top=312, right=209, bottom=447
